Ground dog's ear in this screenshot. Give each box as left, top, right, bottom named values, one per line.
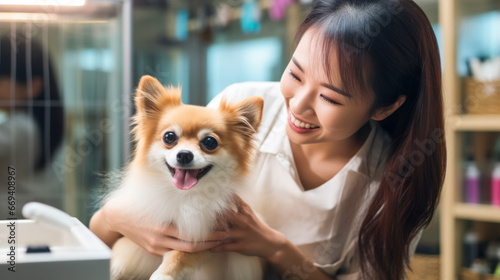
left=135, top=75, right=181, bottom=116
left=220, top=96, right=264, bottom=133
left=235, top=96, right=264, bottom=131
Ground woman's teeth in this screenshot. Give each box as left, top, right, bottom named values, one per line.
left=290, top=115, right=318, bottom=129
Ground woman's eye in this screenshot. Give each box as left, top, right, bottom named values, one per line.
left=289, top=71, right=301, bottom=82
left=201, top=136, right=218, bottom=151
left=163, top=131, right=178, bottom=145
left=320, top=94, right=342, bottom=105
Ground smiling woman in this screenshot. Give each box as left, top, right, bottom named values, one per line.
left=282, top=1, right=445, bottom=279
left=90, top=1, right=446, bottom=279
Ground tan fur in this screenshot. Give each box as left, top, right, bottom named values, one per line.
left=217, top=96, right=263, bottom=173
left=132, top=75, right=183, bottom=166
left=161, top=251, right=210, bottom=276
left=111, top=237, right=162, bottom=280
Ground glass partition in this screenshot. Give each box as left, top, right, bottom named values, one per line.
left=0, top=0, right=130, bottom=224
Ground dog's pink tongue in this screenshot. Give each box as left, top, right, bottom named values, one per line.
left=172, top=169, right=199, bottom=190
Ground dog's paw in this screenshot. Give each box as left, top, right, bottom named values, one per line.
left=149, top=269, right=175, bottom=280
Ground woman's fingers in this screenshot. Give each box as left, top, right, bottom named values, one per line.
left=141, top=231, right=225, bottom=255
left=210, top=241, right=239, bottom=253
left=141, top=237, right=227, bottom=256
left=148, top=224, right=229, bottom=253
left=225, top=213, right=246, bottom=229
left=142, top=241, right=172, bottom=257
left=233, top=194, right=251, bottom=214
left=225, top=202, right=254, bottom=229
left=157, top=224, right=230, bottom=243
left=167, top=237, right=225, bottom=253
left=206, top=230, right=231, bottom=242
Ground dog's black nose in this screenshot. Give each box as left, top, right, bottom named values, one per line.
left=177, top=150, right=194, bottom=164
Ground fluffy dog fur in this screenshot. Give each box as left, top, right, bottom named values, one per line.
left=107, top=75, right=265, bottom=280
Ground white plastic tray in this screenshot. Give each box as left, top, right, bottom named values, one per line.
left=0, top=211, right=111, bottom=279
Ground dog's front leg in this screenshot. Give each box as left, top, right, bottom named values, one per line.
left=150, top=251, right=210, bottom=280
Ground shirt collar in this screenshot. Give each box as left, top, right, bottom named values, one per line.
left=258, top=103, right=288, bottom=155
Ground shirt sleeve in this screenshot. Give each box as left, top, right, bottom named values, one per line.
left=207, top=81, right=283, bottom=107
left=207, top=82, right=264, bottom=109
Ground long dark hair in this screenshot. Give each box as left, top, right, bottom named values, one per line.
left=0, top=35, right=64, bottom=171
left=296, top=0, right=446, bottom=279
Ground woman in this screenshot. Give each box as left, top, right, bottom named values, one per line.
left=90, top=0, right=446, bottom=279
left=0, top=34, right=64, bottom=218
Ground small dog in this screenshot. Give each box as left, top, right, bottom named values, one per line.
left=107, top=75, right=265, bottom=280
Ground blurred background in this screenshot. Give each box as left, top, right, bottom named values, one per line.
left=0, top=0, right=499, bottom=279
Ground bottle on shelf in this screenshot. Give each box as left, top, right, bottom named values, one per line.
left=465, top=154, right=481, bottom=204
left=471, top=259, right=490, bottom=275
left=495, top=247, right=500, bottom=278
left=492, top=153, right=500, bottom=207
left=464, top=228, right=480, bottom=268
left=486, top=241, right=499, bottom=273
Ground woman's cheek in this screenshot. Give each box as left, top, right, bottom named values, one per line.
left=317, top=105, right=339, bottom=126
left=280, top=80, right=293, bottom=100
left=322, top=109, right=355, bottom=138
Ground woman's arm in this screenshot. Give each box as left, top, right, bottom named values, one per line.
left=89, top=208, right=122, bottom=248
left=210, top=196, right=336, bottom=280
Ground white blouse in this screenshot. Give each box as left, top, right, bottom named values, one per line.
left=209, top=82, right=416, bottom=279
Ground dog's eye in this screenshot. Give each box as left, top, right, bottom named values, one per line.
left=163, top=131, right=177, bottom=145
left=201, top=136, right=218, bottom=151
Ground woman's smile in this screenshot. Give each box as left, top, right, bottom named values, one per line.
left=288, top=112, right=320, bottom=133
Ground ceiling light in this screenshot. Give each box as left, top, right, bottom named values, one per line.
left=0, top=0, right=85, bottom=6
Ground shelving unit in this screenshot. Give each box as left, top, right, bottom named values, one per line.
left=439, top=0, right=500, bottom=279
left=449, top=115, right=500, bottom=131
left=454, top=204, right=500, bottom=223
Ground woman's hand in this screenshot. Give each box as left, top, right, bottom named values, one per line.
left=210, top=195, right=287, bottom=260
left=209, top=195, right=335, bottom=280
left=95, top=199, right=230, bottom=257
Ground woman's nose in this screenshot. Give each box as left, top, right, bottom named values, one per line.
left=290, top=86, right=315, bottom=116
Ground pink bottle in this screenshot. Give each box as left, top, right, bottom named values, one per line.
left=491, top=156, right=500, bottom=206
left=465, top=155, right=480, bottom=204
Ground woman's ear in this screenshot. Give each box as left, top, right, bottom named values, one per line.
left=371, top=95, right=407, bottom=121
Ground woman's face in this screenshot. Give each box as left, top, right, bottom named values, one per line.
left=280, top=28, right=376, bottom=146
left=0, top=77, right=42, bottom=111
left=0, top=78, right=18, bottom=111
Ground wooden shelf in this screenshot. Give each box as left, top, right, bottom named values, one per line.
left=454, top=203, right=500, bottom=223
left=439, top=0, right=500, bottom=279
left=449, top=115, right=500, bottom=131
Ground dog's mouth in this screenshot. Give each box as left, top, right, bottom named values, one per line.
left=166, top=162, right=213, bottom=190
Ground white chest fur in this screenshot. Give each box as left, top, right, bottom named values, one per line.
left=109, top=168, right=242, bottom=242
